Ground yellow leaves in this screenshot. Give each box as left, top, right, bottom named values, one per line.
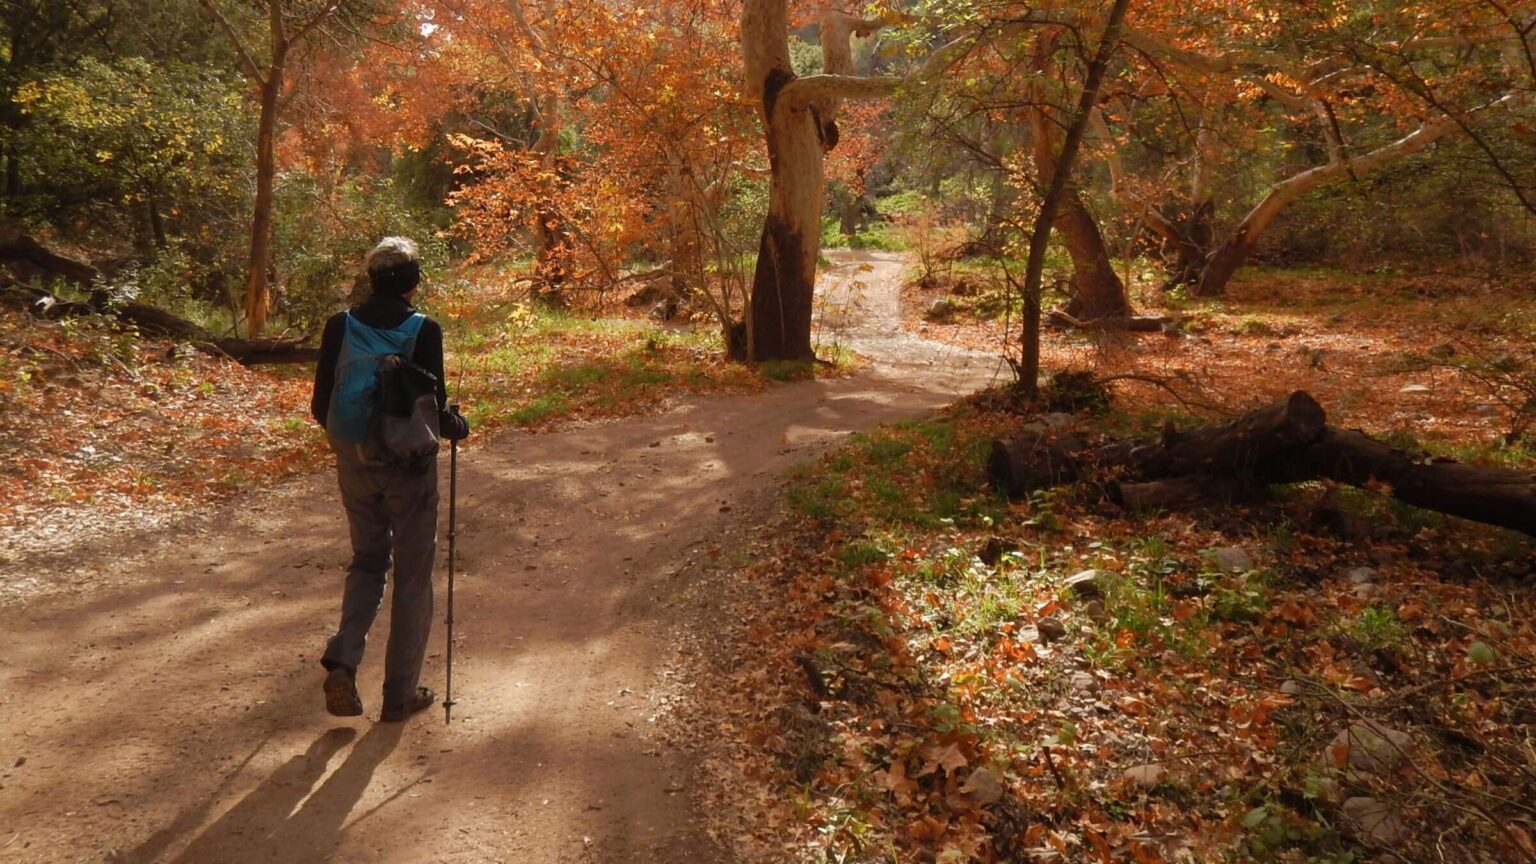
left=445, top=132, right=504, bottom=155
left=13, top=80, right=43, bottom=108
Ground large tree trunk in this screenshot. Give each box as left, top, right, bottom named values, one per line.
left=1055, top=195, right=1130, bottom=320
left=746, top=68, right=825, bottom=361
left=1028, top=92, right=1129, bottom=322
left=740, top=2, right=894, bottom=362
left=742, top=0, right=821, bottom=362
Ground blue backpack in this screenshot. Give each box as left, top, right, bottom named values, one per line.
left=327, top=312, right=440, bottom=468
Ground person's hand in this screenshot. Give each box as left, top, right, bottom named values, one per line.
left=440, top=409, right=470, bottom=441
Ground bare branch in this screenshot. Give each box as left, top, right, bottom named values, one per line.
left=198, top=0, right=267, bottom=84
left=289, top=0, right=342, bottom=46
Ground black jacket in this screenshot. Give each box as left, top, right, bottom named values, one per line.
left=310, top=295, right=448, bottom=429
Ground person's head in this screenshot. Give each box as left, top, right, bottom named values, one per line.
left=365, top=236, right=421, bottom=299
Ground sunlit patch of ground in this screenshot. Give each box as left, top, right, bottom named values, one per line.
left=0, top=274, right=774, bottom=550
left=903, top=264, right=1536, bottom=463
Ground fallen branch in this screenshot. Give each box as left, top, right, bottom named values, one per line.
left=2, top=279, right=317, bottom=366
left=0, top=227, right=318, bottom=366
left=0, top=225, right=100, bottom=285
left=1045, top=308, right=1183, bottom=334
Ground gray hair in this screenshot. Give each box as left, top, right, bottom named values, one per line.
left=365, top=236, right=420, bottom=274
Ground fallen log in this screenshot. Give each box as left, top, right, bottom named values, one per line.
left=988, top=425, right=1087, bottom=498
left=1, top=228, right=318, bottom=366
left=0, top=224, right=100, bottom=285
left=988, top=390, right=1536, bottom=537
left=2, top=278, right=318, bottom=366
left=1273, top=428, right=1536, bottom=537
left=991, top=390, right=1328, bottom=489
left=1110, top=475, right=1258, bottom=511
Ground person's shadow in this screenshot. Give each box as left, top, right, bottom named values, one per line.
left=163, top=723, right=404, bottom=864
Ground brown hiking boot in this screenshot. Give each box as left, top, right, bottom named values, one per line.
left=380, top=686, right=436, bottom=723
left=324, top=666, right=363, bottom=717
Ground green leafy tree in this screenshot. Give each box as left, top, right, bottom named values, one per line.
left=14, top=57, right=250, bottom=249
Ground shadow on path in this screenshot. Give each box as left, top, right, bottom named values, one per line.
left=123, top=724, right=405, bottom=864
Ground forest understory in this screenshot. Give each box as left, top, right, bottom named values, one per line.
left=673, top=259, right=1536, bottom=863
left=0, top=293, right=802, bottom=566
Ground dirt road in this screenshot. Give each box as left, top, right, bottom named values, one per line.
left=0, top=252, right=1003, bottom=863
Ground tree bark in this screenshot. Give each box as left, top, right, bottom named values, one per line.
left=1028, top=85, right=1128, bottom=322
left=1112, top=475, right=1255, bottom=511
left=1055, top=195, right=1130, bottom=320
left=1271, top=429, right=1536, bottom=536
left=203, top=0, right=343, bottom=335
left=243, top=13, right=287, bottom=338
left=988, top=428, right=1086, bottom=498
left=741, top=0, right=829, bottom=362
left=1015, top=0, right=1134, bottom=394
left=987, top=391, right=1536, bottom=537
left=663, top=157, right=703, bottom=319
left=1091, top=390, right=1329, bottom=478
left=740, top=2, right=896, bottom=361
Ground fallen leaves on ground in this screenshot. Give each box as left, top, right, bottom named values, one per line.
left=688, top=388, right=1535, bottom=862
left=906, top=267, right=1536, bottom=459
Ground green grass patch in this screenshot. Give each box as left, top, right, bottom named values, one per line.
left=440, top=301, right=761, bottom=431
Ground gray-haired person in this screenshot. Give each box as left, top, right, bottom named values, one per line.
left=310, top=237, right=470, bottom=722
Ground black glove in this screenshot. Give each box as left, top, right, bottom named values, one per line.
left=440, top=409, right=470, bottom=441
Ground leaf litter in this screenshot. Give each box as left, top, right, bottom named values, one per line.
left=682, top=267, right=1536, bottom=863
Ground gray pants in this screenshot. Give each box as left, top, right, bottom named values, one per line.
left=321, top=442, right=439, bottom=708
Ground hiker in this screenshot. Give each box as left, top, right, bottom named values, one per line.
left=310, top=236, right=470, bottom=722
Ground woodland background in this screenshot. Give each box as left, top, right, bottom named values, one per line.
left=4, top=1, right=1536, bottom=862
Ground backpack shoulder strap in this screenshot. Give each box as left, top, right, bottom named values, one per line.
left=397, top=312, right=428, bottom=357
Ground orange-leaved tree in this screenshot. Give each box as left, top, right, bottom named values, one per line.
left=435, top=0, right=754, bottom=328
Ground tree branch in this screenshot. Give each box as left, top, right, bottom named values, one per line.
left=778, top=73, right=901, bottom=109
left=289, top=0, right=342, bottom=46
left=198, top=0, right=267, bottom=84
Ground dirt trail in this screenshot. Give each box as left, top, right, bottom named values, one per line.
left=0, top=251, right=1004, bottom=863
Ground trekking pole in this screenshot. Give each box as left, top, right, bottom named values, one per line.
left=443, top=404, right=460, bottom=726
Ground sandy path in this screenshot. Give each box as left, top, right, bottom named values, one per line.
left=0, top=251, right=1004, bottom=864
